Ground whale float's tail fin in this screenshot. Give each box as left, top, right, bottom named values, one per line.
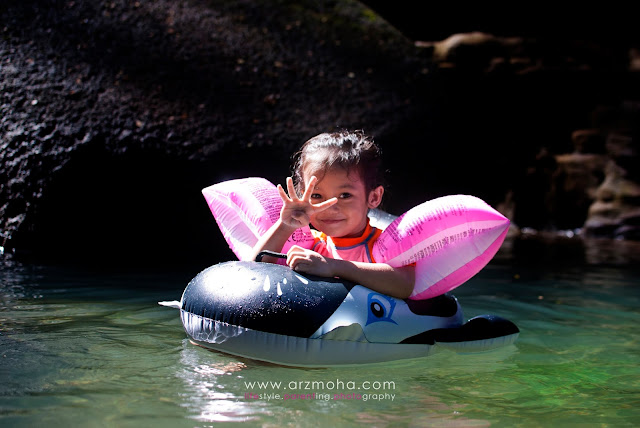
left=432, top=315, right=520, bottom=353
left=158, top=300, right=181, bottom=309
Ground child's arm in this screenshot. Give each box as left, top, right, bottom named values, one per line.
left=249, top=176, right=336, bottom=263
left=286, top=246, right=415, bottom=299
left=249, top=218, right=297, bottom=263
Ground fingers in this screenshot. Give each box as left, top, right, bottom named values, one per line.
left=286, top=176, right=300, bottom=200
left=286, top=247, right=332, bottom=277
left=279, top=175, right=333, bottom=220
left=288, top=255, right=313, bottom=274
left=280, top=175, right=323, bottom=203
left=301, top=176, right=317, bottom=201
left=298, top=175, right=336, bottom=213
left=286, top=246, right=307, bottom=271
left=277, top=183, right=291, bottom=202
left=312, top=196, right=337, bottom=212
left=277, top=177, right=298, bottom=202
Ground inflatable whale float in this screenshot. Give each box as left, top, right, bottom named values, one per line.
left=160, top=177, right=517, bottom=366
left=162, top=256, right=519, bottom=367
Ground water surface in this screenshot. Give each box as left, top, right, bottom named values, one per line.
left=1, top=238, right=639, bottom=427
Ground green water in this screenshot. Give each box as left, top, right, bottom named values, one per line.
left=1, top=248, right=639, bottom=427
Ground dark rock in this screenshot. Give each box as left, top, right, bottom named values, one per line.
left=571, top=129, right=606, bottom=154
left=551, top=152, right=607, bottom=230
left=2, top=0, right=640, bottom=268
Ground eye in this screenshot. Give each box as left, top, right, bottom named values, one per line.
left=366, top=293, right=398, bottom=326
left=369, top=295, right=392, bottom=318
left=310, top=193, right=322, bottom=200
left=370, top=301, right=385, bottom=318
left=339, top=193, right=352, bottom=199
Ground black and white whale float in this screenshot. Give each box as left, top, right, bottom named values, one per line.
left=161, top=252, right=519, bottom=367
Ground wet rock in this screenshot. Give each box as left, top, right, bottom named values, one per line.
left=582, top=103, right=640, bottom=239
left=585, top=160, right=640, bottom=239
left=415, top=32, right=527, bottom=71
left=505, top=97, right=640, bottom=241
left=2, top=0, right=640, bottom=268
left=551, top=152, right=607, bottom=229
left=571, top=129, right=607, bottom=154
left=0, top=0, right=428, bottom=266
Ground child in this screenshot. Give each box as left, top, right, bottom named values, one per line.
left=250, top=130, right=415, bottom=299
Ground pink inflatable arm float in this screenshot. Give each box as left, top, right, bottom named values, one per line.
left=201, top=177, right=314, bottom=261
left=202, top=178, right=510, bottom=299
left=371, top=195, right=510, bottom=299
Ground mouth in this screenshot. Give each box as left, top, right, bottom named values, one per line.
left=317, top=218, right=344, bottom=225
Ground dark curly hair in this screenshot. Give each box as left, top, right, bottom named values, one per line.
left=292, top=130, right=385, bottom=196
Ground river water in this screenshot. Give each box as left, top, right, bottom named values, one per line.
left=1, top=236, right=639, bottom=427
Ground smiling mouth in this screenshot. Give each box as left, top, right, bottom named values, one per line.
left=319, top=219, right=344, bottom=224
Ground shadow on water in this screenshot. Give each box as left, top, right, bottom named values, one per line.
left=498, top=232, right=640, bottom=273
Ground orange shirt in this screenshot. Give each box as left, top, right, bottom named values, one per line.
left=310, top=220, right=383, bottom=263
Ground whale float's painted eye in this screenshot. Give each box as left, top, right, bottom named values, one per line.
left=366, top=293, right=398, bottom=326
left=370, top=301, right=385, bottom=318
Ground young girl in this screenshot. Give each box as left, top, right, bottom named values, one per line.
left=250, top=130, right=415, bottom=299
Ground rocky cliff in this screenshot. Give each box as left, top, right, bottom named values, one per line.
left=1, top=0, right=638, bottom=268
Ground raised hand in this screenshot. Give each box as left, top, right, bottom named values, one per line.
left=277, top=176, right=337, bottom=229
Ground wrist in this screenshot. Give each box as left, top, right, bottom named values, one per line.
left=275, top=218, right=299, bottom=235
left=326, top=257, right=347, bottom=278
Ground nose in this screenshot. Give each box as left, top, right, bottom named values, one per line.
left=326, top=202, right=340, bottom=212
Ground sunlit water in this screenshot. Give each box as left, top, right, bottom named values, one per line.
left=1, top=240, right=639, bottom=427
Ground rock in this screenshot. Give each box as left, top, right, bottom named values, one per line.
left=582, top=102, right=640, bottom=239
left=571, top=129, right=606, bottom=154
left=585, top=160, right=640, bottom=238
left=505, top=98, right=640, bottom=241
left=551, top=152, right=607, bottom=229
left=415, top=32, right=526, bottom=71
left=2, top=0, right=640, bottom=268
left=0, top=0, right=431, bottom=266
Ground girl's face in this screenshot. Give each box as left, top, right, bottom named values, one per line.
left=303, top=166, right=383, bottom=238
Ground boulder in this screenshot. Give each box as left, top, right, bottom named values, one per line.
left=2, top=0, right=639, bottom=268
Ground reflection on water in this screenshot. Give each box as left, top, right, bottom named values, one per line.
left=173, top=335, right=521, bottom=426
left=0, top=236, right=639, bottom=427
left=177, top=347, right=257, bottom=423
left=501, top=231, right=640, bottom=268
